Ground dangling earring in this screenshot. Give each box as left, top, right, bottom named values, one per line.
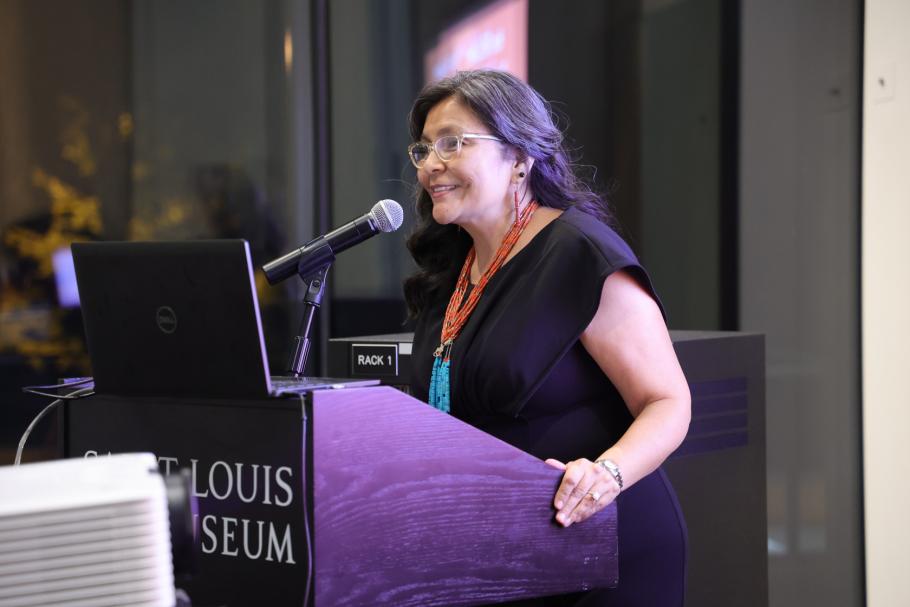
left=514, top=189, right=520, bottom=225
left=514, top=170, right=527, bottom=224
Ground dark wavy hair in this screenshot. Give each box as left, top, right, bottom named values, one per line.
left=403, top=69, right=614, bottom=318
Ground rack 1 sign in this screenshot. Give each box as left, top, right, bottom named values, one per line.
left=351, top=343, right=398, bottom=377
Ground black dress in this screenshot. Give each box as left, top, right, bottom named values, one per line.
left=410, top=206, right=688, bottom=606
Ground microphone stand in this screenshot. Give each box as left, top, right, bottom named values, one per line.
left=287, top=240, right=335, bottom=377
left=288, top=264, right=329, bottom=377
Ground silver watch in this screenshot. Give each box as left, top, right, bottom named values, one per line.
left=596, top=458, right=624, bottom=490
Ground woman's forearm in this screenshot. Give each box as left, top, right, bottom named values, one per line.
left=597, top=395, right=691, bottom=490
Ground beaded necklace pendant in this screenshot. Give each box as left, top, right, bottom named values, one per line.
left=428, top=340, right=454, bottom=412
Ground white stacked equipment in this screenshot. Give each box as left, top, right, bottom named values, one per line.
left=0, top=453, right=176, bottom=607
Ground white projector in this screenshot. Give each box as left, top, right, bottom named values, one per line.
left=0, top=453, right=176, bottom=607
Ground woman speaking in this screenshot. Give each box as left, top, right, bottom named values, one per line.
left=406, top=69, right=691, bottom=606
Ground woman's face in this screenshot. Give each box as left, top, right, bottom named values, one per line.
left=416, top=97, right=517, bottom=229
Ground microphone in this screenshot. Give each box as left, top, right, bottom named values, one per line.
left=262, top=199, right=404, bottom=284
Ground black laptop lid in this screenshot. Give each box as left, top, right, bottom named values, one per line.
left=71, top=240, right=272, bottom=398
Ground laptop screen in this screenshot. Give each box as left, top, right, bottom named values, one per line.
left=72, top=240, right=273, bottom=399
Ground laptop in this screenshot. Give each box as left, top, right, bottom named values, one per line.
left=71, top=240, right=378, bottom=399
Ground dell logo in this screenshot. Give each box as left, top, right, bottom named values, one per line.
left=156, top=306, right=178, bottom=334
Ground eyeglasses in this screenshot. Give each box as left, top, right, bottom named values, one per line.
left=407, top=133, right=502, bottom=168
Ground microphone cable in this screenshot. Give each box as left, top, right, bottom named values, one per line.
left=15, top=382, right=95, bottom=466
left=20, top=377, right=93, bottom=399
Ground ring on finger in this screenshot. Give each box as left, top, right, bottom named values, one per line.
left=586, top=490, right=601, bottom=503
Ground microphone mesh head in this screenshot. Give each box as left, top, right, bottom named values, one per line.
left=370, top=199, right=404, bottom=232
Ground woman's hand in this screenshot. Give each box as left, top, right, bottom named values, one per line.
left=545, top=457, right=620, bottom=527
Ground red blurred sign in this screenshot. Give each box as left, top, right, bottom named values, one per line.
left=424, top=0, right=528, bottom=84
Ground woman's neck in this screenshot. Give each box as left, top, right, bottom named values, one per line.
left=462, top=204, right=564, bottom=283
left=462, top=217, right=513, bottom=280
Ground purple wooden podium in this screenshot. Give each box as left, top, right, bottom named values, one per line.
left=312, top=387, right=618, bottom=606
left=63, top=386, right=617, bottom=606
